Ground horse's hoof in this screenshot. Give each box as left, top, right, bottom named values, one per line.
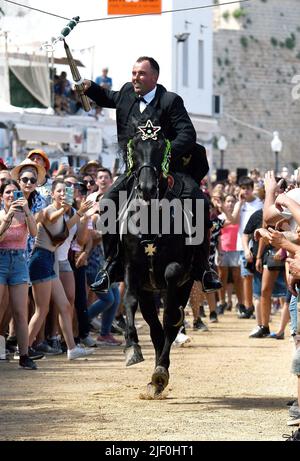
left=124, top=345, right=144, bottom=367
left=146, top=382, right=165, bottom=399
left=151, top=366, right=169, bottom=390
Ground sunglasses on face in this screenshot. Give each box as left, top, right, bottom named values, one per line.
left=64, top=181, right=77, bottom=187
left=20, top=177, right=37, bottom=185
left=83, top=179, right=95, bottom=186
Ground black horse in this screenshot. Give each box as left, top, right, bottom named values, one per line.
left=120, top=120, right=197, bottom=397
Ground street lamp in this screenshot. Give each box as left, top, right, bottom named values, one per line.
left=174, top=33, right=190, bottom=93
left=271, top=131, right=282, bottom=175
left=217, top=135, right=228, bottom=169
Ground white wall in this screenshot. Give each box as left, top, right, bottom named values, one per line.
left=172, top=0, right=213, bottom=116
left=2, top=0, right=213, bottom=117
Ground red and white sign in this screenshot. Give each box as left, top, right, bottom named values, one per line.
left=108, top=0, right=162, bottom=15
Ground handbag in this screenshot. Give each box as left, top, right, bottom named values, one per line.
left=42, top=219, right=69, bottom=247
left=265, top=247, right=285, bottom=271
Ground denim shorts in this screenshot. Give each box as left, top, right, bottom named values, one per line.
left=239, top=251, right=253, bottom=277
left=59, top=259, right=73, bottom=273
left=253, top=270, right=288, bottom=299
left=0, top=249, right=29, bottom=286
left=289, top=292, right=299, bottom=336
left=29, top=247, right=57, bottom=285
left=219, top=250, right=240, bottom=267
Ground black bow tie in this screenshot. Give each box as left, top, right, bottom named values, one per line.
left=137, top=96, right=147, bottom=103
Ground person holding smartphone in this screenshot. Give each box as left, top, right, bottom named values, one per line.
left=27, top=179, right=95, bottom=361
left=0, top=179, right=38, bottom=370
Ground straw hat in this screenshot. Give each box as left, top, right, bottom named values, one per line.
left=27, top=149, right=50, bottom=172
left=10, top=159, right=46, bottom=185
left=79, top=160, right=101, bottom=175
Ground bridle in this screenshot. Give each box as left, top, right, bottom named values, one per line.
left=126, top=136, right=171, bottom=201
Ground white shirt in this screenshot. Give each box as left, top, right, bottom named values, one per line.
left=139, top=87, right=157, bottom=113
left=236, top=197, right=263, bottom=251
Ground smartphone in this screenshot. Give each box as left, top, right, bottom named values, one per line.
left=65, top=186, right=74, bottom=205
left=60, top=156, right=69, bottom=167
left=13, top=190, right=24, bottom=211
left=13, top=191, right=24, bottom=201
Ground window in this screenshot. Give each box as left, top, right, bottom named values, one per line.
left=198, top=40, right=204, bottom=89
left=182, top=39, right=189, bottom=87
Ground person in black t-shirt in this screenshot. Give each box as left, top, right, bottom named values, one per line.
left=243, top=209, right=288, bottom=338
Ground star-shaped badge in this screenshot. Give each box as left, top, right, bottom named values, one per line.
left=138, top=120, right=161, bottom=141
left=144, top=243, right=157, bottom=256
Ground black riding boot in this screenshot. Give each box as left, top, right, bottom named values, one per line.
left=192, top=235, right=222, bottom=293
left=90, top=233, right=121, bottom=294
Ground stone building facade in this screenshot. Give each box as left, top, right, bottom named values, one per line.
left=213, top=0, right=300, bottom=175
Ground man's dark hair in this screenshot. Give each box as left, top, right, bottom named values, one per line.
left=97, top=167, right=113, bottom=180
left=238, top=176, right=254, bottom=188
left=51, top=179, right=65, bottom=192
left=136, top=56, right=160, bottom=76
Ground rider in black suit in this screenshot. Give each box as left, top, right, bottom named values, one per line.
left=83, top=56, right=221, bottom=293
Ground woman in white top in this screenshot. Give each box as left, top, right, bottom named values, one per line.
left=27, top=179, right=94, bottom=360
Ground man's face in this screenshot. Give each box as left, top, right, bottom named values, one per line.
left=240, top=185, right=254, bottom=200
left=29, top=154, right=46, bottom=169
left=96, top=172, right=112, bottom=193
left=132, top=60, right=158, bottom=96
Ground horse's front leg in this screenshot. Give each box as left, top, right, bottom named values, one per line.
left=139, top=290, right=164, bottom=367
left=151, top=264, right=193, bottom=393
left=123, top=268, right=144, bottom=366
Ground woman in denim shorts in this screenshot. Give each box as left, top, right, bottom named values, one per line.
left=0, top=179, right=37, bottom=369
left=27, top=179, right=94, bottom=361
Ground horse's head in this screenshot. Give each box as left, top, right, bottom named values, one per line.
left=127, top=119, right=171, bottom=202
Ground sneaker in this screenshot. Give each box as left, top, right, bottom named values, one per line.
left=238, top=306, right=255, bottom=319
left=48, top=336, right=63, bottom=354
left=80, top=335, right=97, bottom=347
left=90, top=317, right=102, bottom=332
left=67, top=345, right=95, bottom=360
left=28, top=347, right=45, bottom=360
left=111, top=319, right=126, bottom=335
left=19, top=355, right=37, bottom=370
left=209, top=311, right=218, bottom=323
left=249, top=325, right=270, bottom=338
left=283, top=428, right=300, bottom=440
left=5, top=336, right=17, bottom=353
left=216, top=303, right=227, bottom=315
left=35, top=340, right=63, bottom=355
left=173, top=331, right=191, bottom=346
left=237, top=303, right=246, bottom=315
left=115, top=315, right=127, bottom=331
left=249, top=325, right=262, bottom=338
left=199, top=305, right=206, bottom=318
left=96, top=334, right=122, bottom=346
left=14, top=347, right=44, bottom=360
left=193, top=317, right=209, bottom=332
left=268, top=332, right=285, bottom=340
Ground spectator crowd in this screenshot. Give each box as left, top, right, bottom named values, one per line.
left=0, top=149, right=299, bottom=440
